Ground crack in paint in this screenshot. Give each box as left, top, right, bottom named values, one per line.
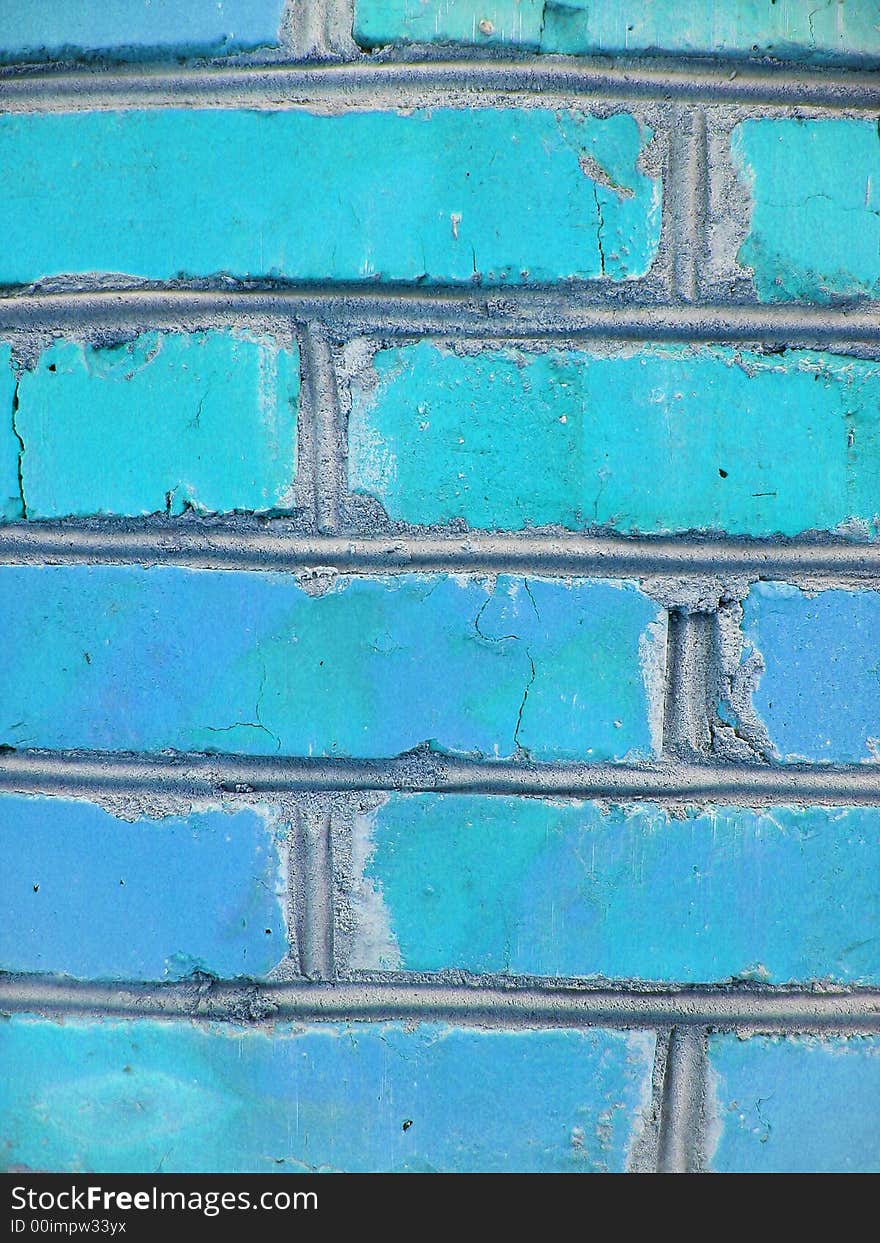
left=10, top=374, right=26, bottom=521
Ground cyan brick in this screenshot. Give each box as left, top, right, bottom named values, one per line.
left=0, top=795, right=287, bottom=980
left=0, top=341, right=19, bottom=521
left=0, top=1017, right=656, bottom=1173
left=8, top=331, right=299, bottom=520
left=350, top=343, right=880, bottom=537
left=0, top=0, right=285, bottom=62
left=742, top=583, right=880, bottom=763
left=355, top=0, right=880, bottom=63
left=350, top=796, right=880, bottom=983
left=732, top=119, right=880, bottom=302
left=0, top=109, right=661, bottom=286
left=709, top=1034, right=880, bottom=1173
left=0, top=569, right=661, bottom=761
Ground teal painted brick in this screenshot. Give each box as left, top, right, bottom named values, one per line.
left=741, top=583, right=880, bottom=763
left=0, top=0, right=285, bottom=62
left=0, top=569, right=662, bottom=761
left=8, top=331, right=299, bottom=519
left=355, top=0, right=880, bottom=63
left=350, top=342, right=880, bottom=537
left=709, top=1034, right=880, bottom=1173
left=0, top=1017, right=656, bottom=1173
left=0, top=795, right=287, bottom=981
left=350, top=797, right=880, bottom=983
left=733, top=119, right=880, bottom=302
left=0, top=109, right=661, bottom=286
left=0, top=341, right=20, bottom=520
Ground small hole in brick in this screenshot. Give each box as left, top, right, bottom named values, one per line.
left=47, top=364, right=56, bottom=372
left=33, top=883, right=39, bottom=892
left=265, top=928, right=272, bottom=935
left=718, top=468, right=728, bottom=478
left=402, top=1119, right=414, bottom=1132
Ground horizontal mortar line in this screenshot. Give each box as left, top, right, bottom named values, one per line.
left=1, top=526, right=880, bottom=581
left=0, top=291, right=878, bottom=342
left=1, top=751, right=879, bottom=803
left=1, top=57, right=879, bottom=110
left=3, top=975, right=880, bottom=1033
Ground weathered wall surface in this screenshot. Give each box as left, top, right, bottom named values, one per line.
left=1, top=0, right=880, bottom=1175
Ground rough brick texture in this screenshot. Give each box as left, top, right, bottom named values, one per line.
left=0, top=796, right=288, bottom=980
left=708, top=1035, right=880, bottom=1173
left=350, top=343, right=880, bottom=536
left=0, top=568, right=661, bottom=760
left=0, top=109, right=661, bottom=286
left=0, top=1016, right=656, bottom=1173
left=355, top=0, right=880, bottom=63
left=345, top=796, right=880, bottom=983
left=2, top=0, right=879, bottom=1179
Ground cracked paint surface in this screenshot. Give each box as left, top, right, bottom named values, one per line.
left=742, top=583, right=880, bottom=763
left=0, top=568, right=660, bottom=760
left=6, top=331, right=299, bottom=519
left=0, top=109, right=660, bottom=286
left=349, top=796, right=880, bottom=983
left=0, top=0, right=286, bottom=62
left=0, top=795, right=288, bottom=980
left=0, top=1016, right=655, bottom=1173
left=354, top=0, right=880, bottom=63
left=733, top=118, right=880, bottom=302
left=708, top=1034, right=880, bottom=1173
left=350, top=343, right=880, bottom=537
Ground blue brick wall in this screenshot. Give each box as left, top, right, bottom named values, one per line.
left=1, top=0, right=878, bottom=1178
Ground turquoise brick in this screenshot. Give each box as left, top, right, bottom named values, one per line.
left=0, top=1016, right=655, bottom=1173
left=350, top=797, right=880, bottom=983
left=0, top=0, right=285, bottom=62
left=732, top=119, right=880, bottom=302
left=355, top=0, right=880, bottom=63
left=0, top=341, right=20, bottom=521
left=709, top=1034, right=880, bottom=1173
left=0, top=109, right=661, bottom=287
left=0, top=569, right=661, bottom=761
left=9, top=331, right=299, bottom=519
left=355, top=0, right=545, bottom=49
left=0, top=795, right=287, bottom=980
left=350, top=342, right=880, bottom=537
left=741, top=583, right=880, bottom=763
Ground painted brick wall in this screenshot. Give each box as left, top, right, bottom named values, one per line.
left=1, top=0, right=879, bottom=1176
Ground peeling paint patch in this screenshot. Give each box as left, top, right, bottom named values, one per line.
left=708, top=1034, right=880, bottom=1173
left=0, top=1016, right=655, bottom=1173
left=347, top=796, right=880, bottom=983
left=0, top=795, right=289, bottom=979
left=10, top=331, right=299, bottom=520
left=732, top=119, right=880, bottom=302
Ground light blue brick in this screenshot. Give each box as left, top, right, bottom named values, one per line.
left=0, top=0, right=285, bottom=62
left=0, top=569, right=661, bottom=761
left=0, top=1017, right=656, bottom=1173
left=350, top=797, right=880, bottom=983
left=355, top=0, right=880, bottom=63
left=350, top=342, right=880, bottom=537
left=742, top=583, right=880, bottom=763
left=709, top=1034, right=880, bottom=1173
left=733, top=119, right=880, bottom=302
left=0, top=796, right=288, bottom=980
left=0, top=109, right=661, bottom=286
left=11, top=331, right=299, bottom=519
